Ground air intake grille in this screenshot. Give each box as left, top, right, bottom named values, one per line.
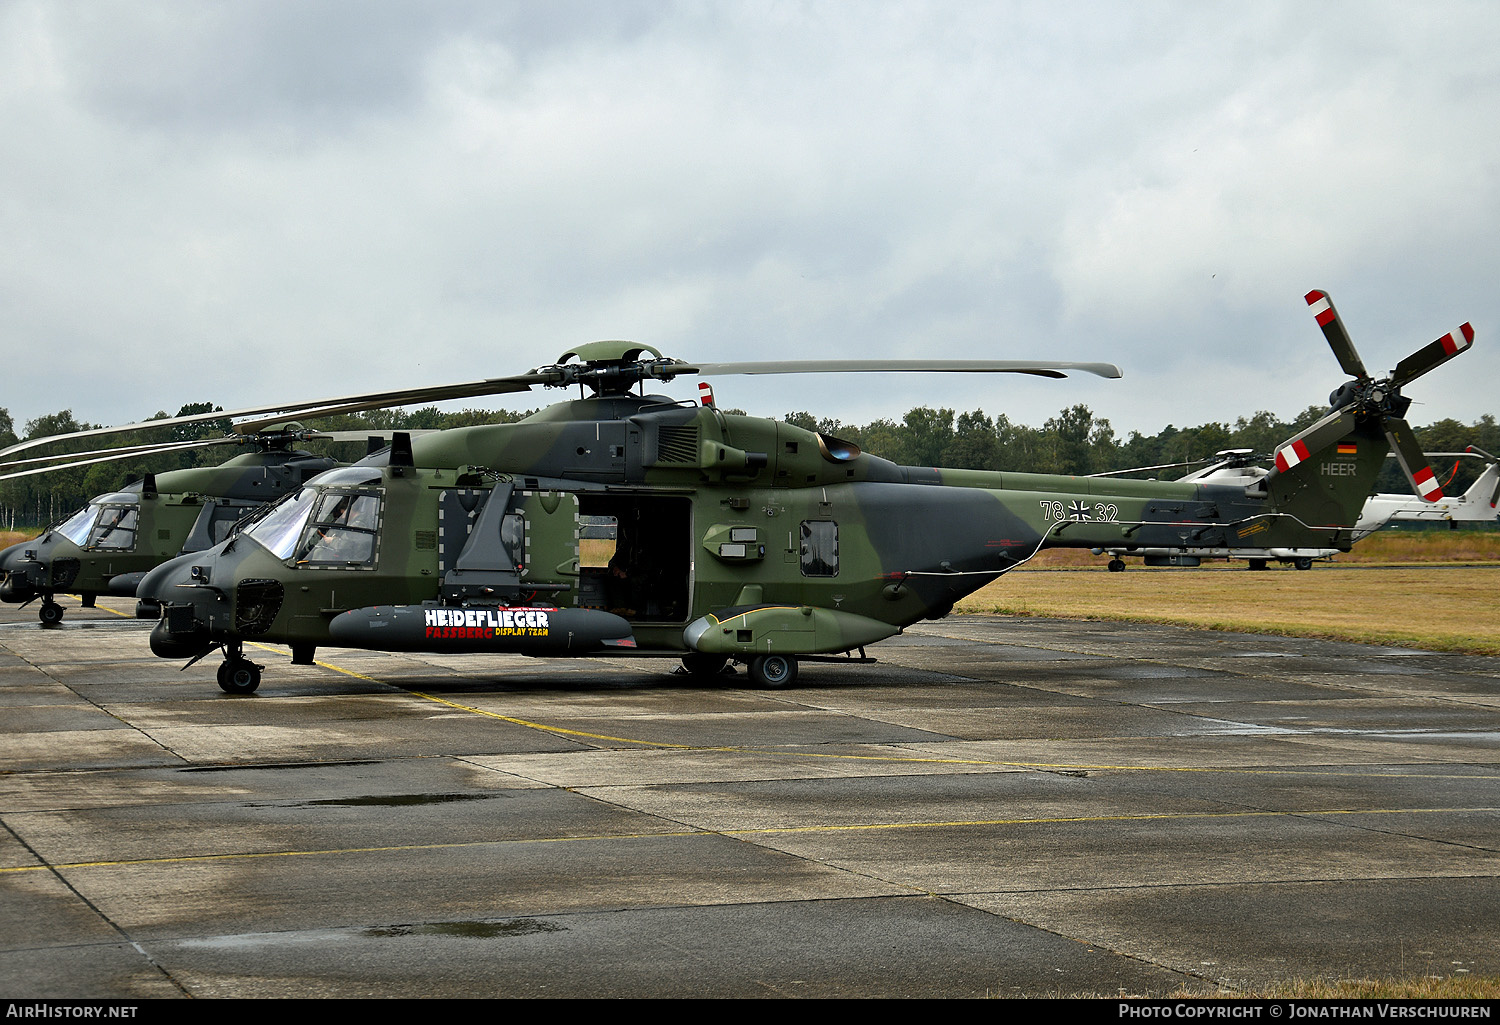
left=655, top=425, right=700, bottom=465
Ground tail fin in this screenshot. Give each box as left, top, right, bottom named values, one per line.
left=1459, top=446, right=1500, bottom=511
left=1264, top=412, right=1389, bottom=532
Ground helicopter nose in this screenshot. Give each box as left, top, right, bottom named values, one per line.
left=0, top=540, right=40, bottom=603
left=135, top=551, right=198, bottom=618
left=0, top=539, right=29, bottom=572
left=138, top=551, right=220, bottom=649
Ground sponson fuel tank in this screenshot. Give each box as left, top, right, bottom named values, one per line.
left=328, top=603, right=636, bottom=655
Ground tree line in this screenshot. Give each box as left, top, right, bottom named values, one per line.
left=784, top=404, right=1500, bottom=496
left=3, top=400, right=1497, bottom=529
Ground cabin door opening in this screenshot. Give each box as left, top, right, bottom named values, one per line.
left=577, top=495, right=691, bottom=623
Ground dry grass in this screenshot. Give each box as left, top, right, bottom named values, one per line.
left=1342, top=528, right=1500, bottom=563
left=1243, top=975, right=1500, bottom=999
left=1020, top=529, right=1500, bottom=569
left=957, top=564, right=1500, bottom=654
left=0, top=529, right=36, bottom=549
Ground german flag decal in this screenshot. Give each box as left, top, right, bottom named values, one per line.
left=1336, top=443, right=1357, bottom=455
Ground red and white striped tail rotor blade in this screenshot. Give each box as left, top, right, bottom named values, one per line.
left=1385, top=417, right=1444, bottom=502
left=1273, top=438, right=1312, bottom=474
left=1305, top=290, right=1368, bottom=380
left=1268, top=409, right=1355, bottom=479
left=1391, top=322, right=1475, bottom=388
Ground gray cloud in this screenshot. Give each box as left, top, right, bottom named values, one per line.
left=2, top=0, right=1496, bottom=441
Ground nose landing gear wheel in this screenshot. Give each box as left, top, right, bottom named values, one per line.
left=1294, top=557, right=1313, bottom=570
left=217, top=659, right=262, bottom=694
left=747, top=654, right=797, bottom=689
left=38, top=601, right=64, bottom=625
left=1107, top=558, right=1126, bottom=572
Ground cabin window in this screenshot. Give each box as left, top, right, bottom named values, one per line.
left=501, top=511, right=525, bottom=570
left=799, top=520, right=838, bottom=577
left=207, top=505, right=251, bottom=545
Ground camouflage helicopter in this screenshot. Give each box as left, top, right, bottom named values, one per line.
left=0, top=427, right=366, bottom=622
left=130, top=290, right=1471, bottom=694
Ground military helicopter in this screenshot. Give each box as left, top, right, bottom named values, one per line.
left=0, top=427, right=368, bottom=622
left=1090, top=446, right=1500, bottom=571
left=128, top=290, right=1469, bottom=694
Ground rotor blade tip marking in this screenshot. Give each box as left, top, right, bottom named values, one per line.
left=1439, top=326, right=1474, bottom=356
left=1305, top=293, right=1335, bottom=326
left=1274, top=439, right=1311, bottom=473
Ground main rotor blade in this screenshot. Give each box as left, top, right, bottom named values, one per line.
left=307, top=429, right=437, bottom=443
left=227, top=376, right=549, bottom=434
left=1088, top=458, right=1210, bottom=478
left=0, top=428, right=432, bottom=483
left=0, top=436, right=240, bottom=473
left=679, top=359, right=1124, bottom=380
left=1418, top=450, right=1493, bottom=461
left=1266, top=409, right=1356, bottom=481
left=1391, top=322, right=1475, bottom=388
left=1305, top=290, right=1367, bottom=379
left=1385, top=416, right=1444, bottom=502
left=0, top=375, right=546, bottom=461
left=0, top=438, right=234, bottom=483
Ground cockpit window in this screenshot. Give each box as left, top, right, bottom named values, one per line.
left=292, top=489, right=382, bottom=568
left=87, top=505, right=139, bottom=550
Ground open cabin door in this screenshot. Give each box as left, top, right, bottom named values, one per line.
left=575, top=494, right=692, bottom=623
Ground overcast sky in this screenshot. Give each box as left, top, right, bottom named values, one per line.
left=3, top=1, right=1497, bottom=441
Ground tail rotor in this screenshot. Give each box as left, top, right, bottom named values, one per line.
left=1268, top=291, right=1475, bottom=502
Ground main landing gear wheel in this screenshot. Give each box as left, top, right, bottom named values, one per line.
left=680, top=653, right=729, bottom=678
left=217, top=659, right=262, bottom=695
left=1107, top=559, right=1126, bottom=573
left=1247, top=559, right=1268, bottom=571
left=747, top=654, right=797, bottom=689
left=38, top=601, right=64, bottom=625
left=1294, top=557, right=1313, bottom=571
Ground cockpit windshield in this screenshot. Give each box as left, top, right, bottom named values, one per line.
left=53, top=505, right=97, bottom=547
left=52, top=495, right=140, bottom=550
left=242, top=489, right=317, bottom=560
